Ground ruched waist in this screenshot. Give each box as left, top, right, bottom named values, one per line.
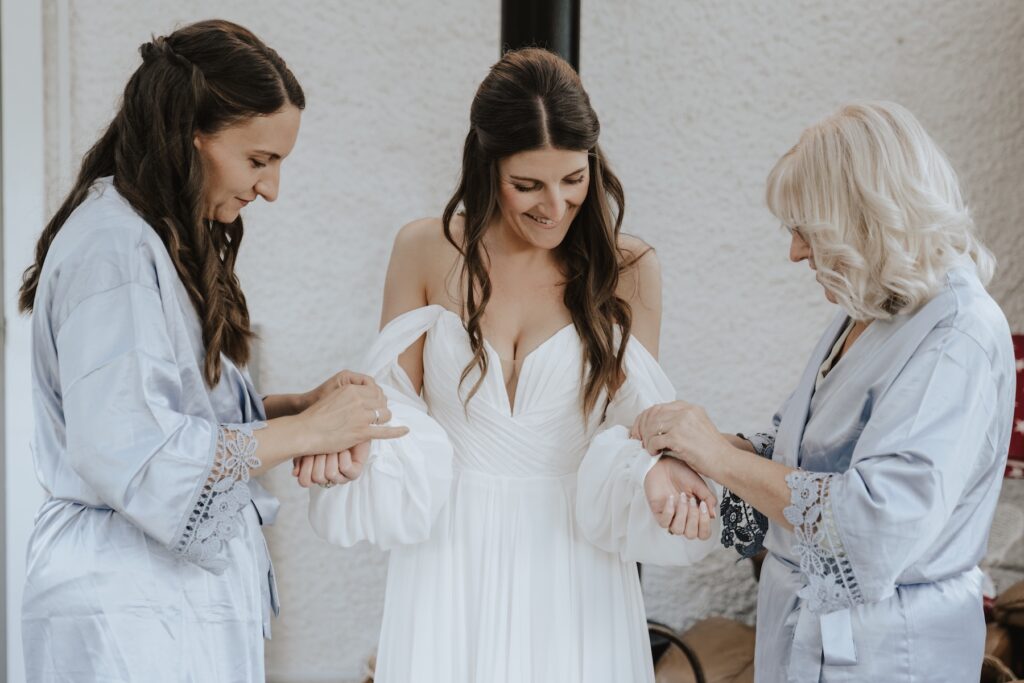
left=453, top=465, right=578, bottom=485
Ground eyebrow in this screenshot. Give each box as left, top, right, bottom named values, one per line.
left=509, top=166, right=588, bottom=182
left=253, top=149, right=282, bottom=160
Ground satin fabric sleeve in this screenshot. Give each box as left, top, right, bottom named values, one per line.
left=783, top=327, right=1000, bottom=613
left=56, top=240, right=263, bottom=574
left=576, top=338, right=720, bottom=565
left=308, top=307, right=454, bottom=550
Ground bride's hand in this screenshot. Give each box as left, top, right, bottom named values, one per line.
left=632, top=400, right=730, bottom=476
left=643, top=457, right=716, bottom=539
left=293, top=440, right=372, bottom=488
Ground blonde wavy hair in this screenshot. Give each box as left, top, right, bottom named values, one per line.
left=766, top=101, right=995, bottom=320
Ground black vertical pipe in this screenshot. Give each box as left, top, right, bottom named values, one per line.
left=501, top=0, right=580, bottom=72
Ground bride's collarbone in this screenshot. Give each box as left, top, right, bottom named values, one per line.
left=480, top=308, right=574, bottom=365
left=429, top=260, right=574, bottom=364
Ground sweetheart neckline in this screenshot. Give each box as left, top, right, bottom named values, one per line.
left=437, top=308, right=578, bottom=415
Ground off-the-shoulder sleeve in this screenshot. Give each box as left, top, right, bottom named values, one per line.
left=576, top=337, right=720, bottom=565
left=782, top=327, right=1004, bottom=614
left=57, top=251, right=262, bottom=574
left=308, top=306, right=454, bottom=550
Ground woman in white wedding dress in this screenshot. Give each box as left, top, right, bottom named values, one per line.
left=301, top=48, right=720, bottom=682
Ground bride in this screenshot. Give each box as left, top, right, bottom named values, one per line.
left=298, top=48, right=719, bottom=682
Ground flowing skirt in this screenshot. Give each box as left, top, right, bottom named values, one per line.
left=375, top=469, right=655, bottom=683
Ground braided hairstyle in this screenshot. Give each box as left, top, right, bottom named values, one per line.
left=19, top=19, right=305, bottom=386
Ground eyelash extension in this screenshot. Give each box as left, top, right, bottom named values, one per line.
left=250, top=159, right=267, bottom=169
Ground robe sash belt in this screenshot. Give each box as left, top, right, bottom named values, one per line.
left=771, top=550, right=857, bottom=682
left=789, top=605, right=858, bottom=682
left=250, top=482, right=281, bottom=638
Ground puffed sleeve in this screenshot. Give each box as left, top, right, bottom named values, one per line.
left=782, top=327, right=1003, bottom=614
left=308, top=306, right=454, bottom=550
left=57, top=241, right=263, bottom=574
left=576, top=337, right=720, bottom=565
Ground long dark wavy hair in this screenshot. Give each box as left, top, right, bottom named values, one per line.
left=442, top=48, right=635, bottom=416
left=18, top=19, right=304, bottom=386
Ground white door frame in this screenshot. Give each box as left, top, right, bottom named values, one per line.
left=2, top=0, right=46, bottom=680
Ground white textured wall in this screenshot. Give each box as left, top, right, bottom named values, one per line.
left=36, top=1, right=1024, bottom=681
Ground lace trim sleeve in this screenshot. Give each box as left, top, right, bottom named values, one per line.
left=720, top=491, right=769, bottom=558
left=783, top=470, right=863, bottom=614
left=720, top=431, right=775, bottom=558
left=742, top=430, right=776, bottom=458
left=173, top=421, right=266, bottom=573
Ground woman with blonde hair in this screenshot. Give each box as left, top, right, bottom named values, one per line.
left=632, top=101, right=1015, bottom=681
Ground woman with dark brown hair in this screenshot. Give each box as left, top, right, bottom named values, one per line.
left=303, top=48, right=719, bottom=682
left=19, top=20, right=406, bottom=682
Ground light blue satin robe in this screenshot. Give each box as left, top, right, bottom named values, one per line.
left=21, top=177, right=279, bottom=682
left=723, top=265, right=1015, bottom=682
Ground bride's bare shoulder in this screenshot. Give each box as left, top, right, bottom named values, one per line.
left=616, top=234, right=659, bottom=300
left=385, top=216, right=465, bottom=316
left=616, top=233, right=662, bottom=356
left=392, top=216, right=463, bottom=261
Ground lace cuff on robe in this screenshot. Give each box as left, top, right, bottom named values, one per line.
left=783, top=470, right=864, bottom=614
left=720, top=431, right=774, bottom=558
left=173, top=421, right=266, bottom=573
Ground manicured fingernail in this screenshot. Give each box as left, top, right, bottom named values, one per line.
left=689, top=496, right=698, bottom=507
left=699, top=501, right=708, bottom=514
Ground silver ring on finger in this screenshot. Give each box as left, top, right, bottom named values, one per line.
left=319, top=481, right=333, bottom=489
left=372, top=408, right=382, bottom=425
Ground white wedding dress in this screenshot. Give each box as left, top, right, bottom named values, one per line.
left=309, top=305, right=718, bottom=682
